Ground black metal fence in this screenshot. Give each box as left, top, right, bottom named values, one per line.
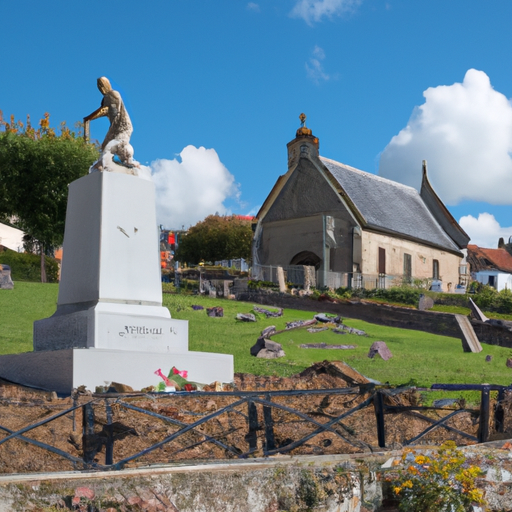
left=0, top=383, right=510, bottom=473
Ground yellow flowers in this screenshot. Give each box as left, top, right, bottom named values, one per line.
left=391, top=441, right=485, bottom=512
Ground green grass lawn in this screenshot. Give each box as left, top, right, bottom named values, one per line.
left=2, top=282, right=512, bottom=389
left=0, top=282, right=59, bottom=354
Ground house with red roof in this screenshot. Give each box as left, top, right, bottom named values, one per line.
left=466, top=244, right=512, bottom=291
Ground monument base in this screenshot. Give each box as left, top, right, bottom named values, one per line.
left=34, top=302, right=189, bottom=353
left=0, top=348, right=234, bottom=394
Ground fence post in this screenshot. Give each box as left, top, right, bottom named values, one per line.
left=82, top=403, right=96, bottom=465
left=245, top=400, right=258, bottom=453
left=495, top=387, right=505, bottom=433
left=373, top=391, right=386, bottom=448
left=105, top=400, right=114, bottom=465
left=479, top=385, right=490, bottom=443
left=263, top=393, right=276, bottom=455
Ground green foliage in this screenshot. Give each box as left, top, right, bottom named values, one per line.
left=391, top=441, right=484, bottom=512
left=471, top=285, right=512, bottom=314
left=0, top=246, right=58, bottom=282
left=248, top=280, right=279, bottom=290
left=176, top=214, right=252, bottom=265
left=0, top=111, right=98, bottom=280
left=336, top=286, right=424, bottom=305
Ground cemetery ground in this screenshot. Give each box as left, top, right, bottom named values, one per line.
left=2, top=282, right=512, bottom=474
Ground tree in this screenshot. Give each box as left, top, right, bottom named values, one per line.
left=0, top=112, right=98, bottom=281
left=176, top=214, right=253, bottom=265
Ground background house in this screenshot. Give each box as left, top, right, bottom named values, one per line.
left=466, top=244, right=512, bottom=291
left=252, top=117, right=470, bottom=291
left=0, top=222, right=24, bottom=252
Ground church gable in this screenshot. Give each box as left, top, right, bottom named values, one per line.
left=264, top=158, right=343, bottom=223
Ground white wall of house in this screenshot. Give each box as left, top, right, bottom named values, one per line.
left=0, top=223, right=24, bottom=252
left=473, top=270, right=512, bottom=292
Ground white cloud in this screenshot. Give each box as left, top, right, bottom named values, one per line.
left=151, top=145, right=240, bottom=229
left=245, top=205, right=261, bottom=217
left=459, top=213, right=512, bottom=249
left=306, top=45, right=330, bottom=84
left=247, top=2, right=260, bottom=12
left=291, top=0, right=362, bottom=25
left=379, top=69, right=512, bottom=205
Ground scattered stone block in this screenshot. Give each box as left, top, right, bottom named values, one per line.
left=261, top=325, right=277, bottom=338
left=286, top=319, right=317, bottom=329
left=334, top=324, right=367, bottom=336
left=307, top=326, right=329, bottom=333
left=207, top=306, right=223, bottom=317
left=0, top=264, right=13, bottom=289
left=250, top=337, right=285, bottom=358
left=108, top=382, right=135, bottom=393
left=506, top=358, right=512, bottom=369
left=291, top=288, right=298, bottom=296
left=236, top=313, right=256, bottom=322
left=191, top=304, right=204, bottom=310
left=368, top=341, right=393, bottom=361
left=254, top=306, right=283, bottom=318
left=433, top=398, right=459, bottom=408
left=300, top=343, right=357, bottom=349
left=486, top=355, right=493, bottom=362
left=418, top=294, right=434, bottom=311
left=315, top=313, right=342, bottom=324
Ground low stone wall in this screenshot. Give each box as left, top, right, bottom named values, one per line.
left=239, top=291, right=512, bottom=349
left=0, top=454, right=388, bottom=512
left=238, top=292, right=462, bottom=339
left=471, top=319, right=512, bottom=349
left=2, top=443, right=512, bottom=511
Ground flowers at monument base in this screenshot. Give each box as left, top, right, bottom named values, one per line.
left=154, top=366, right=200, bottom=392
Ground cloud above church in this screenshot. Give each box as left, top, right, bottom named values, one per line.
left=151, top=145, right=240, bottom=229
left=459, top=213, right=512, bottom=249
left=291, top=0, right=362, bottom=24
left=379, top=69, right=512, bottom=205
left=306, top=46, right=330, bottom=84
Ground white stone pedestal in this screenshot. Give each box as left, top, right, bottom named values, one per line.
left=0, top=171, right=234, bottom=392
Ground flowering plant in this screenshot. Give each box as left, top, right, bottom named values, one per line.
left=391, top=441, right=485, bottom=512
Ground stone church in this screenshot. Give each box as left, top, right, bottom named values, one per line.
left=252, top=117, right=469, bottom=291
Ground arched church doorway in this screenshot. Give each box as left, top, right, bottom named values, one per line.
left=290, top=251, right=322, bottom=270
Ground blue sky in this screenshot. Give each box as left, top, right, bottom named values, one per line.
left=2, top=0, right=512, bottom=247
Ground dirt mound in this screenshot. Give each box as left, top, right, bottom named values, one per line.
left=0, top=363, right=481, bottom=475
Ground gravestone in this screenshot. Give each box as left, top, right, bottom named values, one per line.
left=418, top=294, right=434, bottom=311
left=277, top=266, right=286, bottom=292
left=367, top=341, right=393, bottom=361
left=0, top=264, right=14, bottom=290
left=0, top=78, right=233, bottom=393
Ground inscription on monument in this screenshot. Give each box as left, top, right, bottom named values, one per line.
left=118, top=325, right=179, bottom=338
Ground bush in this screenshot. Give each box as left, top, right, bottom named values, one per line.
left=338, top=286, right=424, bottom=305
left=0, top=247, right=59, bottom=283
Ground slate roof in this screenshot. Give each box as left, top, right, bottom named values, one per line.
left=467, top=245, right=512, bottom=273
left=320, top=157, right=461, bottom=253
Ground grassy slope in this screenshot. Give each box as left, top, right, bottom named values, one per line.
left=1, top=283, right=512, bottom=388
left=0, top=282, right=59, bottom=354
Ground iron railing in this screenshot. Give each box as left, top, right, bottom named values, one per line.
left=0, top=384, right=509, bottom=473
